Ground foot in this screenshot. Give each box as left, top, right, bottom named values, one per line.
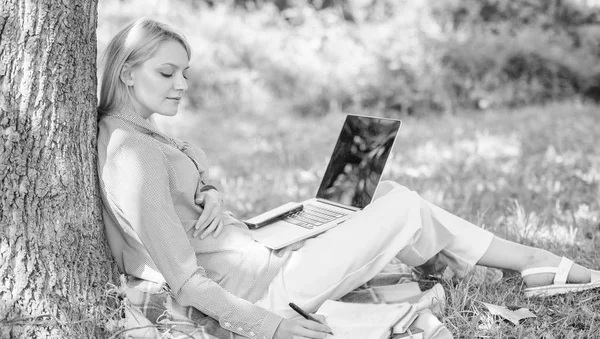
left=519, top=250, right=591, bottom=288
left=417, top=254, right=446, bottom=276
left=417, top=254, right=503, bottom=285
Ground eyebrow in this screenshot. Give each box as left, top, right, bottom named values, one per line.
left=160, top=63, right=190, bottom=70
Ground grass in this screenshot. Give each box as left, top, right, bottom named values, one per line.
left=155, top=101, right=600, bottom=338
left=96, top=1, right=600, bottom=337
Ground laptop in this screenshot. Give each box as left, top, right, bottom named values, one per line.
left=246, top=114, right=402, bottom=250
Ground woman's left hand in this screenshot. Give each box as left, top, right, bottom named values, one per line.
left=194, top=189, right=225, bottom=239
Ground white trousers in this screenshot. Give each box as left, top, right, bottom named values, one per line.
left=256, top=181, right=494, bottom=318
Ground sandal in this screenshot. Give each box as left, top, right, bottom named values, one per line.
left=521, top=257, right=600, bottom=297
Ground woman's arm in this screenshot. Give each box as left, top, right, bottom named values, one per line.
left=102, top=137, right=282, bottom=339
left=193, top=187, right=227, bottom=238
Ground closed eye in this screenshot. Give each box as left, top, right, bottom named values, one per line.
left=160, top=72, right=173, bottom=78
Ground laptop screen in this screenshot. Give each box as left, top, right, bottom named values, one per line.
left=316, top=115, right=401, bottom=209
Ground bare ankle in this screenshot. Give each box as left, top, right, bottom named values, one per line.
left=519, top=249, right=556, bottom=273
left=521, top=252, right=592, bottom=286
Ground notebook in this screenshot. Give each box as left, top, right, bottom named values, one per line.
left=316, top=300, right=419, bottom=339
left=246, top=114, right=401, bottom=249
left=392, top=327, right=425, bottom=339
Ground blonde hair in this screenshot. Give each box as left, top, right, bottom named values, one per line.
left=97, top=18, right=191, bottom=118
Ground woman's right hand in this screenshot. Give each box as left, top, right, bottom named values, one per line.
left=193, top=189, right=226, bottom=238
left=273, top=316, right=333, bottom=339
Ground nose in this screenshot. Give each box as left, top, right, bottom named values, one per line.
left=174, top=73, right=188, bottom=92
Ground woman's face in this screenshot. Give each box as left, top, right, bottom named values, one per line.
left=127, top=40, right=189, bottom=118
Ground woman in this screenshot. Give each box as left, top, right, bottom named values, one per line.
left=97, top=18, right=599, bottom=339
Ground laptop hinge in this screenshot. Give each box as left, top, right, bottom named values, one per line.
left=316, top=199, right=361, bottom=211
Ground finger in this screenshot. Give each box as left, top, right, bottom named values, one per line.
left=212, top=220, right=224, bottom=238
left=195, top=210, right=209, bottom=230
left=299, top=318, right=332, bottom=335
left=201, top=217, right=221, bottom=239
left=193, top=214, right=212, bottom=236
left=198, top=222, right=216, bottom=239
left=195, top=200, right=217, bottom=231
left=193, top=210, right=216, bottom=237
left=193, top=226, right=202, bottom=238
left=311, top=315, right=329, bottom=326
left=194, top=209, right=221, bottom=237
left=200, top=218, right=219, bottom=239
left=195, top=191, right=206, bottom=206
left=294, top=321, right=330, bottom=339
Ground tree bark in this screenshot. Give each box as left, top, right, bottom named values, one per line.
left=0, top=0, right=120, bottom=337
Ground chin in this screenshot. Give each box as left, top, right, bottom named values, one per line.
left=156, top=108, right=179, bottom=117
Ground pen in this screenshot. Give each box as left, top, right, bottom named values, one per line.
left=288, top=302, right=334, bottom=335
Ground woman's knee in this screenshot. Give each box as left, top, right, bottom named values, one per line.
left=373, top=181, right=411, bottom=201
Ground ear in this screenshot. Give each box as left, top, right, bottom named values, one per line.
left=120, top=63, right=135, bottom=86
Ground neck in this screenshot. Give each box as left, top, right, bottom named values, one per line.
left=117, top=104, right=149, bottom=119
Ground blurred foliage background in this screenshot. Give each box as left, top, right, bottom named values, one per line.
left=97, top=0, right=600, bottom=233
left=99, top=0, right=600, bottom=116
left=97, top=1, right=600, bottom=336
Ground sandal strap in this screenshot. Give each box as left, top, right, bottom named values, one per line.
left=520, top=257, right=573, bottom=285
left=554, top=257, right=573, bottom=284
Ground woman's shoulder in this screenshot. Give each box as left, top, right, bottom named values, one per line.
left=98, top=117, right=165, bottom=161
left=100, top=115, right=155, bottom=141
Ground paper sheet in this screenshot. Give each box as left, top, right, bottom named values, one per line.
left=317, top=301, right=412, bottom=339
left=482, top=303, right=537, bottom=325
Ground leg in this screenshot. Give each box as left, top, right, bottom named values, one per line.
left=257, top=182, right=493, bottom=317
left=477, top=236, right=592, bottom=286
left=380, top=181, right=496, bottom=277
left=257, top=183, right=449, bottom=317
left=389, top=181, right=595, bottom=287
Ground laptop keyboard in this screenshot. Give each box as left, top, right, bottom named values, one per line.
left=283, top=204, right=348, bottom=229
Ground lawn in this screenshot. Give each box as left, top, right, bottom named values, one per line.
left=155, top=101, right=600, bottom=338
left=97, top=1, right=600, bottom=336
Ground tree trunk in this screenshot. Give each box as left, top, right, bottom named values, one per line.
left=0, top=0, right=120, bottom=337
